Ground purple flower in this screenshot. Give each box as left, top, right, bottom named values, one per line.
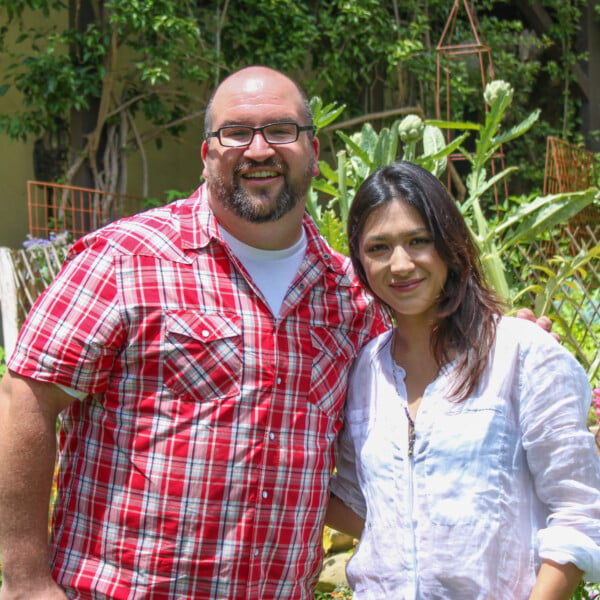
left=593, top=388, right=600, bottom=423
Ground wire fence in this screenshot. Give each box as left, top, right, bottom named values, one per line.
left=28, top=180, right=144, bottom=241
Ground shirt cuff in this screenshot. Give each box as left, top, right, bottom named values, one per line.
left=538, top=526, right=600, bottom=581
left=55, top=383, right=88, bottom=401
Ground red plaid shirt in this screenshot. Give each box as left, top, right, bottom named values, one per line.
left=9, top=185, right=388, bottom=599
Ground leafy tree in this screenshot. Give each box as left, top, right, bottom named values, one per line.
left=0, top=0, right=212, bottom=196
left=0, top=0, right=404, bottom=200
left=0, top=0, right=591, bottom=201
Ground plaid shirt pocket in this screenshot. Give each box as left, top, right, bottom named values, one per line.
left=164, top=309, right=242, bottom=402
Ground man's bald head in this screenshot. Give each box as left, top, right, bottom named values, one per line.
left=204, top=66, right=313, bottom=136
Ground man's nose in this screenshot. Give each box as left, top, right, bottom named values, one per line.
left=244, top=131, right=276, bottom=159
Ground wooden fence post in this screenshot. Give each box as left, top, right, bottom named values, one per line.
left=0, top=247, right=20, bottom=360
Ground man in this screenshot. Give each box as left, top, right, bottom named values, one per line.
left=0, top=66, right=388, bottom=599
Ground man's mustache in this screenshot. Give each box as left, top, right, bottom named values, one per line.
left=234, top=158, right=287, bottom=175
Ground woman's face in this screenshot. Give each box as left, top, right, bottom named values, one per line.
left=358, top=198, right=448, bottom=322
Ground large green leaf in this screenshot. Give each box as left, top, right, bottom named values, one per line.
left=491, top=109, right=540, bottom=147
left=311, top=97, right=346, bottom=130
left=336, top=130, right=371, bottom=165
left=498, top=189, right=599, bottom=251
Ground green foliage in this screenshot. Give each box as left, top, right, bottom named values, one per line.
left=514, top=247, right=600, bottom=318
left=0, top=346, right=6, bottom=377
left=0, top=0, right=591, bottom=199
left=0, top=1, right=207, bottom=139
left=570, top=580, right=600, bottom=600
left=0, top=0, right=211, bottom=194
left=314, top=209, right=349, bottom=256
left=522, top=273, right=600, bottom=384
left=431, top=81, right=598, bottom=304
left=308, top=99, right=465, bottom=244
left=314, top=583, right=354, bottom=599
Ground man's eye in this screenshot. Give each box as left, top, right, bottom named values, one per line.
left=266, top=125, right=295, bottom=139
left=226, top=128, right=251, bottom=139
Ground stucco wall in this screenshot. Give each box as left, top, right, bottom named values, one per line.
left=0, top=8, right=65, bottom=249
left=0, top=7, right=206, bottom=251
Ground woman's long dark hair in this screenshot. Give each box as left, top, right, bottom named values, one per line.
left=348, top=161, right=504, bottom=401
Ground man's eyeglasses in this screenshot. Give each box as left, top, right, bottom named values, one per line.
left=206, top=122, right=316, bottom=148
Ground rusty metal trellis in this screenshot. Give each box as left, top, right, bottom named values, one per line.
left=542, top=137, right=600, bottom=250
left=544, top=136, right=596, bottom=195
left=436, top=0, right=507, bottom=205
left=28, top=180, right=145, bottom=241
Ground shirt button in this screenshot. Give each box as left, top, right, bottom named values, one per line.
left=201, top=329, right=210, bottom=338
left=254, top=549, right=259, bottom=557
left=269, top=432, right=276, bottom=441
left=262, top=491, right=268, bottom=499
left=276, top=377, right=282, bottom=385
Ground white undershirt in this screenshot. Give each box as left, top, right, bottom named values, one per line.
left=220, top=227, right=307, bottom=317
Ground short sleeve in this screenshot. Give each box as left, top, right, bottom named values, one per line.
left=8, top=235, right=125, bottom=395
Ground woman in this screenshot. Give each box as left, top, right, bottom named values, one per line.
left=327, top=161, right=600, bottom=599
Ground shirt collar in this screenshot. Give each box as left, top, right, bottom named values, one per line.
left=178, top=183, right=349, bottom=278
left=179, top=184, right=218, bottom=250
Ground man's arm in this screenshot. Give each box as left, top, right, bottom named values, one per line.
left=325, top=494, right=365, bottom=540
left=0, top=371, right=73, bottom=600
left=529, top=560, right=583, bottom=600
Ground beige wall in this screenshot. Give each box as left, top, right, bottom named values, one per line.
left=0, top=134, right=35, bottom=249
left=0, top=8, right=63, bottom=249
left=127, top=123, right=205, bottom=205
left=0, top=7, right=207, bottom=250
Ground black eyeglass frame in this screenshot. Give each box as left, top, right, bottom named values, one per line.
left=205, top=121, right=316, bottom=147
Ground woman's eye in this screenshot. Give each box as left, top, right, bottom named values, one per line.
left=411, top=237, right=432, bottom=246
left=364, top=244, right=387, bottom=253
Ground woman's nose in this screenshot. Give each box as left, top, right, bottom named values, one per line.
left=390, top=246, right=415, bottom=273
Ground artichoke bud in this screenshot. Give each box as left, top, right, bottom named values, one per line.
left=484, top=80, right=514, bottom=106
left=399, top=115, right=425, bottom=144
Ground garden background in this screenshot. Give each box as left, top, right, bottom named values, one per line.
left=0, top=1, right=599, bottom=598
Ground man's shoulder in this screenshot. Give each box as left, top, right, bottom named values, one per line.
left=69, top=192, right=205, bottom=261
left=302, top=214, right=356, bottom=278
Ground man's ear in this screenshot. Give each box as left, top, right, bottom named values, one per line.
left=312, top=136, right=320, bottom=177
left=201, top=140, right=209, bottom=179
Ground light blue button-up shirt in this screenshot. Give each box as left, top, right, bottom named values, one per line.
left=332, top=317, right=600, bottom=599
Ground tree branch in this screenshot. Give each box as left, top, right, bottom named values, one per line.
left=323, top=106, right=425, bottom=132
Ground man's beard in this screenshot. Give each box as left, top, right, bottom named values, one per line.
left=209, top=158, right=314, bottom=223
